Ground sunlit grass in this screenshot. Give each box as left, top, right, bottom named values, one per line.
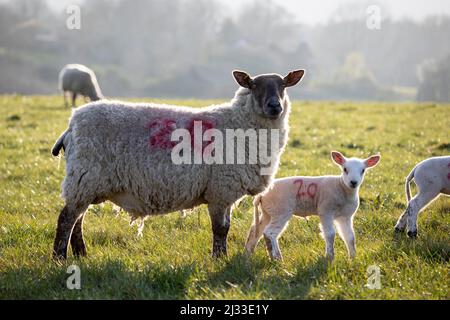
left=0, top=95, right=448, bottom=299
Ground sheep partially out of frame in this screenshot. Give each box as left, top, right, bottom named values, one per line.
left=51, top=69, right=305, bottom=260
left=245, top=151, right=380, bottom=261
left=58, top=64, right=104, bottom=108
left=394, top=156, right=450, bottom=237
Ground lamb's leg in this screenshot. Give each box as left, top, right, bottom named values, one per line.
left=53, top=205, right=87, bottom=260
left=208, top=204, right=231, bottom=258
left=394, top=209, right=409, bottom=233
left=71, top=92, right=77, bottom=108
left=406, top=190, right=439, bottom=238
left=245, top=211, right=270, bottom=254
left=319, top=215, right=336, bottom=261
left=335, top=216, right=356, bottom=259
left=262, top=213, right=291, bottom=261
left=70, top=213, right=87, bottom=257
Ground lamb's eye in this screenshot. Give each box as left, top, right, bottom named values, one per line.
left=361, top=168, right=365, bottom=174
left=344, top=167, right=348, bottom=174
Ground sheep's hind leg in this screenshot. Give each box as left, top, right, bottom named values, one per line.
left=394, top=209, right=408, bottom=233
left=208, top=204, right=231, bottom=258
left=63, top=91, right=68, bottom=108
left=406, top=190, right=439, bottom=238
left=53, top=204, right=88, bottom=260
left=71, top=92, right=77, bottom=108
left=245, top=211, right=270, bottom=254
left=262, top=213, right=291, bottom=261
left=70, top=213, right=87, bottom=257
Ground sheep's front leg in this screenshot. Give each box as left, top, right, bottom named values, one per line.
left=319, top=215, right=336, bottom=261
left=335, top=216, right=356, bottom=259
left=394, top=208, right=409, bottom=233
left=70, top=213, right=87, bottom=257
left=208, top=204, right=231, bottom=258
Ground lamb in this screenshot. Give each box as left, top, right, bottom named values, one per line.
left=51, top=69, right=306, bottom=260
left=394, top=156, right=450, bottom=237
left=245, top=151, right=381, bottom=261
left=58, top=64, right=104, bottom=108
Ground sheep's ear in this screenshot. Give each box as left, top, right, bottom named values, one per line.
left=284, top=69, right=305, bottom=87
left=365, top=154, right=381, bottom=168
left=331, top=151, right=346, bottom=166
left=232, top=70, right=253, bottom=89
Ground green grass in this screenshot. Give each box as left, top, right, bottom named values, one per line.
left=0, top=95, right=449, bottom=299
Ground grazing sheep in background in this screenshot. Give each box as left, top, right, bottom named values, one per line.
left=58, top=64, right=103, bottom=108
left=51, top=69, right=305, bottom=259
left=245, top=151, right=381, bottom=261
left=394, top=156, right=450, bottom=237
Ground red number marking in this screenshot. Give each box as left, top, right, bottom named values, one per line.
left=307, top=183, right=318, bottom=198
left=294, top=179, right=318, bottom=199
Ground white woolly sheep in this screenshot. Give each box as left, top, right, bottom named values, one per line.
left=58, top=64, right=103, bottom=108
left=245, top=151, right=381, bottom=261
left=394, top=156, right=450, bottom=237
left=51, top=69, right=305, bottom=259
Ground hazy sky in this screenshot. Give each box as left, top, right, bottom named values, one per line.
left=39, top=0, right=450, bottom=25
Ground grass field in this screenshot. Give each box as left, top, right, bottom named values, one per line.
left=0, top=95, right=449, bottom=299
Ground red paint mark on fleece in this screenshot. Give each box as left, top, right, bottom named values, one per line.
left=147, top=117, right=216, bottom=151
left=294, top=179, right=318, bottom=199
left=147, top=118, right=178, bottom=149
left=187, top=118, right=216, bottom=153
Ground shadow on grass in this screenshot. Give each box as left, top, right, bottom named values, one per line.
left=205, top=252, right=329, bottom=299
left=0, top=260, right=195, bottom=299
left=390, top=230, right=449, bottom=263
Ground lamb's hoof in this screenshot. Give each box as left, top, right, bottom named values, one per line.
left=407, top=230, right=417, bottom=238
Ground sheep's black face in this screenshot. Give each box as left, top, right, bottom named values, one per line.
left=252, top=75, right=285, bottom=119
left=233, top=70, right=305, bottom=120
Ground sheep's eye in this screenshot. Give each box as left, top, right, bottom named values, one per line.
left=343, top=167, right=348, bottom=174
left=361, top=169, right=365, bottom=175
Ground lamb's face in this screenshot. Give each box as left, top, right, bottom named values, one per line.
left=232, top=69, right=305, bottom=119
left=331, top=151, right=381, bottom=189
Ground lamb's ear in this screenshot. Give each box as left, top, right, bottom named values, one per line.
left=284, top=69, right=305, bottom=87
left=331, top=151, right=346, bottom=166
left=232, top=70, right=253, bottom=89
left=365, top=154, right=381, bottom=168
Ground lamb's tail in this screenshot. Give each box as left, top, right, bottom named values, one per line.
left=52, top=129, right=69, bottom=156
left=405, top=167, right=415, bottom=203
left=252, top=195, right=262, bottom=232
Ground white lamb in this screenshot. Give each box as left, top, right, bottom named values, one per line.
left=394, top=156, right=450, bottom=237
left=245, top=151, right=381, bottom=261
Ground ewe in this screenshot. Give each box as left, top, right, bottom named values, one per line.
left=51, top=69, right=305, bottom=259
left=58, top=64, right=103, bottom=108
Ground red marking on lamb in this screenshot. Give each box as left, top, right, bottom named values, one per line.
left=294, top=179, right=318, bottom=199
left=307, top=183, right=318, bottom=198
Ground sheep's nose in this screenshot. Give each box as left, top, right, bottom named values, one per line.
left=268, top=100, right=281, bottom=109
left=350, top=180, right=357, bottom=188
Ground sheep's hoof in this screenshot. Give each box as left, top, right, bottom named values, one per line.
left=407, top=230, right=418, bottom=238
left=394, top=226, right=405, bottom=234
